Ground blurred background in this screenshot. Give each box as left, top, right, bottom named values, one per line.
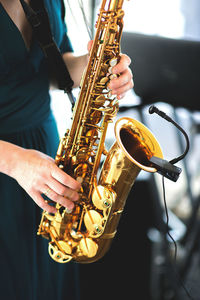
left=51, top=1, right=200, bottom=299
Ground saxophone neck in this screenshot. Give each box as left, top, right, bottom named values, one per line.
left=101, top=0, right=124, bottom=11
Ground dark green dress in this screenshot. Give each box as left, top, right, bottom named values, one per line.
left=0, top=1, right=79, bottom=299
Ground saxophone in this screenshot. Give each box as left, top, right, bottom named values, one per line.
left=38, top=0, right=163, bottom=263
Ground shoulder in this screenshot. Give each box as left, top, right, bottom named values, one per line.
left=43, top=0, right=73, bottom=53
left=43, top=0, right=65, bottom=27
left=44, top=0, right=64, bottom=15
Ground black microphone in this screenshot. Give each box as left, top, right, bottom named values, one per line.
left=149, top=105, right=172, bottom=122
left=148, top=105, right=190, bottom=181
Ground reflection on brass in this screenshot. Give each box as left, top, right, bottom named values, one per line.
left=84, top=210, right=103, bottom=236
left=92, top=185, right=114, bottom=210
left=37, top=0, right=163, bottom=263
left=79, top=238, right=98, bottom=258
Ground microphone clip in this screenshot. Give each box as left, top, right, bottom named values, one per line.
left=150, top=156, right=182, bottom=182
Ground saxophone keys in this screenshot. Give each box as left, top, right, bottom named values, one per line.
left=48, top=243, right=72, bottom=263
left=84, top=210, right=103, bottom=236
left=76, top=147, right=91, bottom=162
left=117, top=9, right=125, bottom=19
left=107, top=90, right=113, bottom=98
left=70, top=228, right=83, bottom=240
left=89, top=110, right=102, bottom=125
left=94, top=95, right=106, bottom=107
left=109, top=23, right=118, bottom=33
left=74, top=163, right=89, bottom=179
left=86, top=129, right=99, bottom=143
left=108, top=66, right=113, bottom=74
left=109, top=74, right=118, bottom=80
left=100, top=77, right=109, bottom=85
left=58, top=240, right=72, bottom=255
left=79, top=238, right=98, bottom=258
left=109, top=57, right=118, bottom=67
left=100, top=63, right=109, bottom=74
left=92, top=185, right=114, bottom=210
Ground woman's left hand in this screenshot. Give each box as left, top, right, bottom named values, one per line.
left=87, top=41, right=133, bottom=99
left=108, top=54, right=134, bottom=100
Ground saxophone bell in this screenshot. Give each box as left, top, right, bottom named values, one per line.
left=73, top=117, right=163, bottom=263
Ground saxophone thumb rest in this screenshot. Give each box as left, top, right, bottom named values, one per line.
left=148, top=105, right=190, bottom=182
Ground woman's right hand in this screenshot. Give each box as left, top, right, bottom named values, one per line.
left=0, top=141, right=81, bottom=214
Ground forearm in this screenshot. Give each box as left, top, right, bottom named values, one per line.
left=0, top=140, right=24, bottom=178
left=62, top=52, right=88, bottom=88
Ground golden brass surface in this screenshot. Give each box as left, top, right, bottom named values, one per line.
left=37, top=0, right=163, bottom=263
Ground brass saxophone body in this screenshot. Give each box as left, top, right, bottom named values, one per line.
left=38, top=0, right=163, bottom=263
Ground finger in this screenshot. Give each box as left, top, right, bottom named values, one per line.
left=112, top=54, right=131, bottom=74
left=33, top=191, right=57, bottom=214
left=48, top=178, right=79, bottom=201
left=117, top=92, right=126, bottom=100
left=43, top=186, right=75, bottom=211
left=109, top=68, right=133, bottom=90
left=111, top=79, right=134, bottom=97
left=51, top=165, right=81, bottom=191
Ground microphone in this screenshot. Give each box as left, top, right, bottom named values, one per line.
left=148, top=105, right=190, bottom=181
left=149, top=105, right=172, bottom=122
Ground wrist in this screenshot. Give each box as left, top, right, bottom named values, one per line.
left=0, top=141, right=25, bottom=179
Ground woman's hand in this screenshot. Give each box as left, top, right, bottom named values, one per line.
left=87, top=40, right=133, bottom=99
left=14, top=149, right=81, bottom=214
left=108, top=54, right=134, bottom=100
left=63, top=40, right=133, bottom=94
left=0, top=141, right=81, bottom=214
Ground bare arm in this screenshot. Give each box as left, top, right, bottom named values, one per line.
left=62, top=52, right=89, bottom=88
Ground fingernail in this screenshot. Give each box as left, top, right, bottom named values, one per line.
left=65, top=205, right=74, bottom=214
left=76, top=177, right=83, bottom=184
left=65, top=208, right=72, bottom=214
